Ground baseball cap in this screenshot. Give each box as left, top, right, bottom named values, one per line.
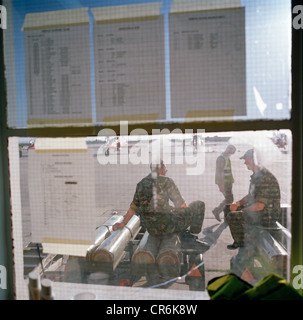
left=240, top=149, right=254, bottom=159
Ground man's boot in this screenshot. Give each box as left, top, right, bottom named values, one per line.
left=180, top=231, right=210, bottom=254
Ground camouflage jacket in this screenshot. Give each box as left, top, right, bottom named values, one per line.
left=129, top=173, right=187, bottom=236
left=246, top=167, right=281, bottom=224
left=130, top=173, right=185, bottom=214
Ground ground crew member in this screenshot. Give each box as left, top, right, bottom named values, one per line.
left=113, top=160, right=209, bottom=253
left=226, top=149, right=281, bottom=250
left=212, top=145, right=236, bottom=221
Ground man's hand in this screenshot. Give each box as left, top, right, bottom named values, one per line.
left=112, top=207, right=135, bottom=231
left=230, top=201, right=241, bottom=212
left=112, top=222, right=125, bottom=231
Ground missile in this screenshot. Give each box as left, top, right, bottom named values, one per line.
left=156, top=234, right=181, bottom=278
left=91, top=215, right=141, bottom=271
left=86, top=215, right=123, bottom=260
left=131, top=232, right=158, bottom=264
left=132, top=232, right=181, bottom=278
left=257, top=229, right=288, bottom=273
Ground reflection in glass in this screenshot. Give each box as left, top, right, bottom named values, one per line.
left=19, top=130, right=292, bottom=292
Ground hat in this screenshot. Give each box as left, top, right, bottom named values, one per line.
left=240, top=149, right=254, bottom=159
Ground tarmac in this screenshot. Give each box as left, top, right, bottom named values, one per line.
left=19, top=137, right=292, bottom=294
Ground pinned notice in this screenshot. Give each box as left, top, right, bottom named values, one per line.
left=169, top=2, right=246, bottom=119
left=22, top=8, right=92, bottom=127
left=92, top=3, right=166, bottom=124
left=28, top=138, right=96, bottom=256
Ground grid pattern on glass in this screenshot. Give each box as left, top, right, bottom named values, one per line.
left=14, top=130, right=292, bottom=298
left=3, top=0, right=291, bottom=128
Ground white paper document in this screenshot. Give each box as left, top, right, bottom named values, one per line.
left=28, top=138, right=96, bottom=256
left=22, top=8, right=92, bottom=127
left=169, top=6, right=246, bottom=119
left=92, top=3, right=166, bottom=123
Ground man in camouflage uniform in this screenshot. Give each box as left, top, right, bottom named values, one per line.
left=113, top=160, right=208, bottom=252
left=226, top=149, right=281, bottom=250
left=212, top=144, right=236, bottom=221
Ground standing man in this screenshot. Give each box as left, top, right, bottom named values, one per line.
left=113, top=160, right=209, bottom=253
left=226, top=149, right=281, bottom=250
left=212, top=144, right=236, bottom=221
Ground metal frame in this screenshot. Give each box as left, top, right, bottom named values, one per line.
left=0, top=0, right=302, bottom=299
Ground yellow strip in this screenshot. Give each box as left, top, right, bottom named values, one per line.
left=42, top=238, right=91, bottom=245
left=23, top=22, right=89, bottom=31
left=95, top=15, right=159, bottom=24
left=27, top=118, right=93, bottom=126
left=185, top=109, right=235, bottom=119
left=170, top=7, right=243, bottom=16
left=103, top=113, right=159, bottom=123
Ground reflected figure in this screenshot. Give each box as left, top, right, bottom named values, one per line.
left=212, top=145, right=236, bottom=222
left=226, top=149, right=281, bottom=250
left=201, top=222, right=229, bottom=250
left=113, top=159, right=209, bottom=248
left=113, top=159, right=209, bottom=285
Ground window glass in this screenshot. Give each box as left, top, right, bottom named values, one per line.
left=3, top=0, right=291, bottom=128
left=12, top=130, right=292, bottom=299
left=4, top=0, right=293, bottom=301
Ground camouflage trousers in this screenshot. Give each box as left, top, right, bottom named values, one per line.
left=141, top=201, right=205, bottom=238
left=214, top=183, right=233, bottom=217
left=222, top=182, right=234, bottom=205
left=226, top=210, right=261, bottom=247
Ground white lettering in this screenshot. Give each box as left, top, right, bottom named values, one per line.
left=106, top=304, right=140, bottom=317
left=0, top=265, right=7, bottom=290
left=293, top=265, right=303, bottom=289
left=293, top=5, right=303, bottom=30
left=0, top=5, right=7, bottom=30
left=96, top=122, right=205, bottom=176
left=149, top=304, right=198, bottom=315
